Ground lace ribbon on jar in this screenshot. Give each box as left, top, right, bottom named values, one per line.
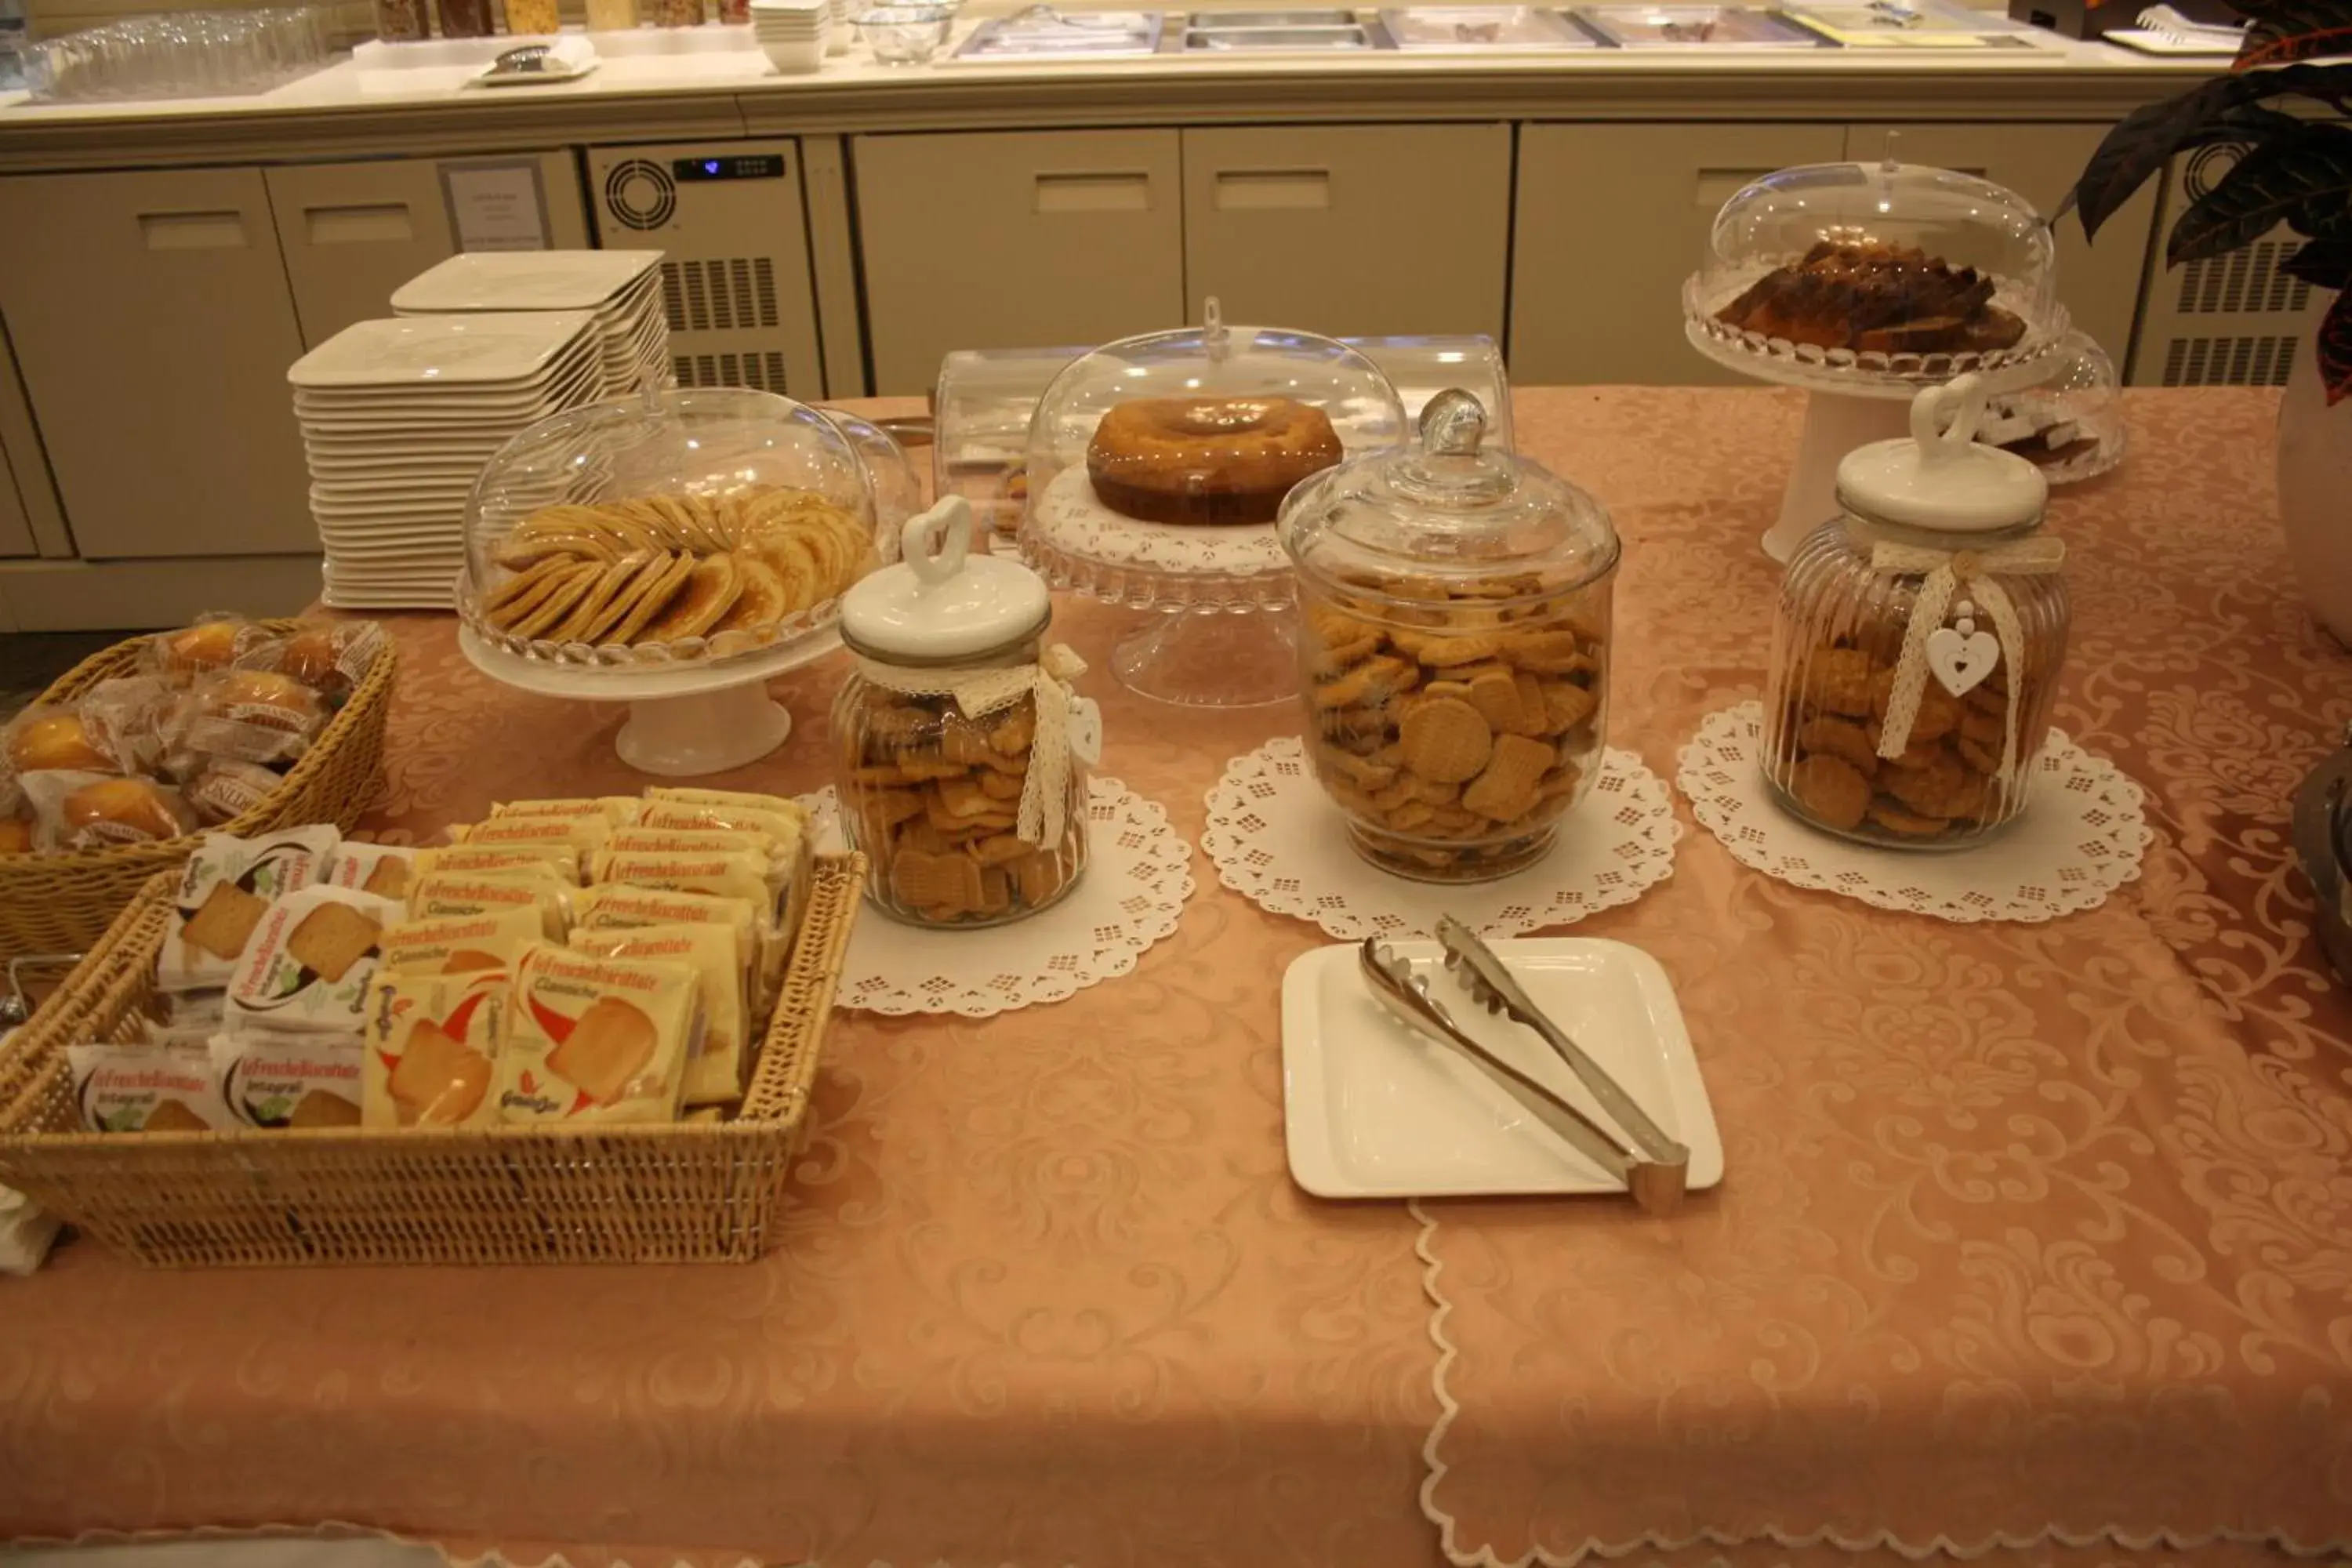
left=850, top=644, right=1088, bottom=848
left=1867, top=532, right=2065, bottom=778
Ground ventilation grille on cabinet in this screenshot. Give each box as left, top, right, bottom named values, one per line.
left=2175, top=241, right=2313, bottom=316
left=602, top=159, right=676, bottom=231
left=660, top=259, right=782, bottom=336
left=2158, top=335, right=2300, bottom=387
left=674, top=350, right=792, bottom=393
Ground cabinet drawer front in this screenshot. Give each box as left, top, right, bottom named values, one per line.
left=1182, top=125, right=1509, bottom=343
left=0, top=168, right=313, bottom=558
left=267, top=153, right=590, bottom=350
left=1512, top=123, right=1846, bottom=385
left=854, top=130, right=1184, bottom=395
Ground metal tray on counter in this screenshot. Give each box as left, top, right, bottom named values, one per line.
left=949, top=6, right=1164, bottom=60
left=1570, top=5, right=1826, bottom=45
left=1381, top=5, right=1596, bottom=48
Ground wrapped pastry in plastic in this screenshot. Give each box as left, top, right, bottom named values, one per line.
left=21, top=771, right=199, bottom=851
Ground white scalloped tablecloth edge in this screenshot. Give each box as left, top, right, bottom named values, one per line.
left=1673, top=702, right=2152, bottom=925
left=1406, top=1200, right=2350, bottom=1568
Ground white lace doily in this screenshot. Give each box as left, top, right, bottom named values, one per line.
left=1676, top=701, right=2151, bottom=924
left=1030, top=463, right=1287, bottom=576
left=1200, top=737, right=1679, bottom=939
left=800, top=776, right=1196, bottom=1017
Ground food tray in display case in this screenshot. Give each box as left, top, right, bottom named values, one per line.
left=1777, top=0, right=2051, bottom=45
left=1382, top=5, right=1595, bottom=45
left=949, top=5, right=1162, bottom=58
left=1572, top=5, right=1824, bottom=45
left=1016, top=300, right=1409, bottom=707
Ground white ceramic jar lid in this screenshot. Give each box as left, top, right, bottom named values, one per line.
left=1836, top=373, right=2049, bottom=533
left=840, top=496, right=1051, bottom=663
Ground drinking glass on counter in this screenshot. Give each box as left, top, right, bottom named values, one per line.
left=25, top=5, right=332, bottom=97
left=855, top=2, right=952, bottom=60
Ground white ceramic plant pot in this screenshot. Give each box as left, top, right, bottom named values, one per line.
left=2279, top=294, right=2352, bottom=648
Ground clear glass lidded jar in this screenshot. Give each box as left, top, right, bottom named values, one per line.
left=834, top=495, right=1096, bottom=927
left=1278, top=389, right=1620, bottom=884
left=1762, top=373, right=2069, bottom=849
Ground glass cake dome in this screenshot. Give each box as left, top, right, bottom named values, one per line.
left=459, top=387, right=918, bottom=667
left=1018, top=301, right=1412, bottom=554
left=1682, top=156, right=2067, bottom=387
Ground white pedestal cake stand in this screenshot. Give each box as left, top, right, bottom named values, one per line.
left=1682, top=293, right=2067, bottom=564
left=1020, top=463, right=1297, bottom=709
left=458, top=623, right=843, bottom=776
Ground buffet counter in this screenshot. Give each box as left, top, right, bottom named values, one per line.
left=4, top=383, right=2348, bottom=1568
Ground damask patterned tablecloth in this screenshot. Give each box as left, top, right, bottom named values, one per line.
left=0, top=388, right=2347, bottom=1568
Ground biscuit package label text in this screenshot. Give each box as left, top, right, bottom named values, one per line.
left=361, top=971, right=508, bottom=1129
left=495, top=942, right=701, bottom=1125
left=214, top=1033, right=364, bottom=1129
left=225, top=885, right=401, bottom=1035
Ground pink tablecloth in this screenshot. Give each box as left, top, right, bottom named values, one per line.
left=1, top=388, right=2347, bottom=1568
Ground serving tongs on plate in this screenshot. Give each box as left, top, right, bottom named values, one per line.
left=1359, top=930, right=1689, bottom=1214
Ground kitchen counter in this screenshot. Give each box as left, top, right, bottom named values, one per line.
left=0, top=10, right=2212, bottom=165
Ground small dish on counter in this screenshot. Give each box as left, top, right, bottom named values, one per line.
left=1279, top=937, right=1724, bottom=1200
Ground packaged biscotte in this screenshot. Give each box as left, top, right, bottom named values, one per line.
left=1761, top=375, right=2067, bottom=849
left=830, top=498, right=1098, bottom=927
left=1278, top=390, right=1619, bottom=884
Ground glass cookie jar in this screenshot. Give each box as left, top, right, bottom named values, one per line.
left=834, top=495, right=1098, bottom=927
left=1278, top=389, right=1620, bottom=883
left=1762, top=373, right=2069, bottom=849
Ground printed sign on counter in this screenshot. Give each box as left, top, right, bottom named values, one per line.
left=441, top=159, right=550, bottom=252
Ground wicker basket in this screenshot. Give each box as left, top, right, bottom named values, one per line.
left=0, top=622, right=397, bottom=961
left=0, top=855, right=864, bottom=1268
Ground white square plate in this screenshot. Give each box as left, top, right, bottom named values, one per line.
left=1280, top=938, right=1723, bottom=1199
left=390, top=250, right=661, bottom=314
left=288, top=313, right=600, bottom=389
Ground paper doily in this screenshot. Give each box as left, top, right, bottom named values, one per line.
left=1031, top=463, right=1287, bottom=575
left=802, top=776, right=1196, bottom=1017
left=1676, top=700, right=2151, bottom=924
left=1201, top=736, right=1679, bottom=939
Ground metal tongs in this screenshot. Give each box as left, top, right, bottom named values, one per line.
left=1358, top=926, right=1689, bottom=1214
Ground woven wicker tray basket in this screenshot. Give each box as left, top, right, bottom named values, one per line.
left=0, top=853, right=864, bottom=1268
left=0, top=621, right=397, bottom=961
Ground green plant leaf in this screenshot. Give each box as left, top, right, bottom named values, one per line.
left=2067, top=65, right=2352, bottom=241
left=2285, top=238, right=2352, bottom=289
left=2168, top=125, right=2352, bottom=265
left=2319, top=285, right=2352, bottom=406
left=2234, top=0, right=2352, bottom=69
left=2064, top=76, right=2253, bottom=238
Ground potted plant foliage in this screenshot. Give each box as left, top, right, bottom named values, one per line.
left=2066, top=0, right=2352, bottom=641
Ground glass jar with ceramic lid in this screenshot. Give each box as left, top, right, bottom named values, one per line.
left=1762, top=372, right=2068, bottom=848
left=834, top=495, right=1099, bottom=927
left=1278, top=389, right=1619, bottom=883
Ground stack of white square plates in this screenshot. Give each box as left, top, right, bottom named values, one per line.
left=390, top=249, right=670, bottom=400
left=287, top=311, right=601, bottom=611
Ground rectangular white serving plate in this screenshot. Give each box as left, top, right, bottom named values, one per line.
left=1281, top=938, right=1724, bottom=1200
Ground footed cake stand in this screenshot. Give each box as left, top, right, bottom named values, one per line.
left=458, top=623, right=841, bottom=776
left=1020, top=463, right=1296, bottom=708
left=1683, top=292, right=2067, bottom=563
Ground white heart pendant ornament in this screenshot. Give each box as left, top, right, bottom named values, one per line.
left=1067, top=695, right=1104, bottom=768
left=1926, top=601, right=1999, bottom=697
